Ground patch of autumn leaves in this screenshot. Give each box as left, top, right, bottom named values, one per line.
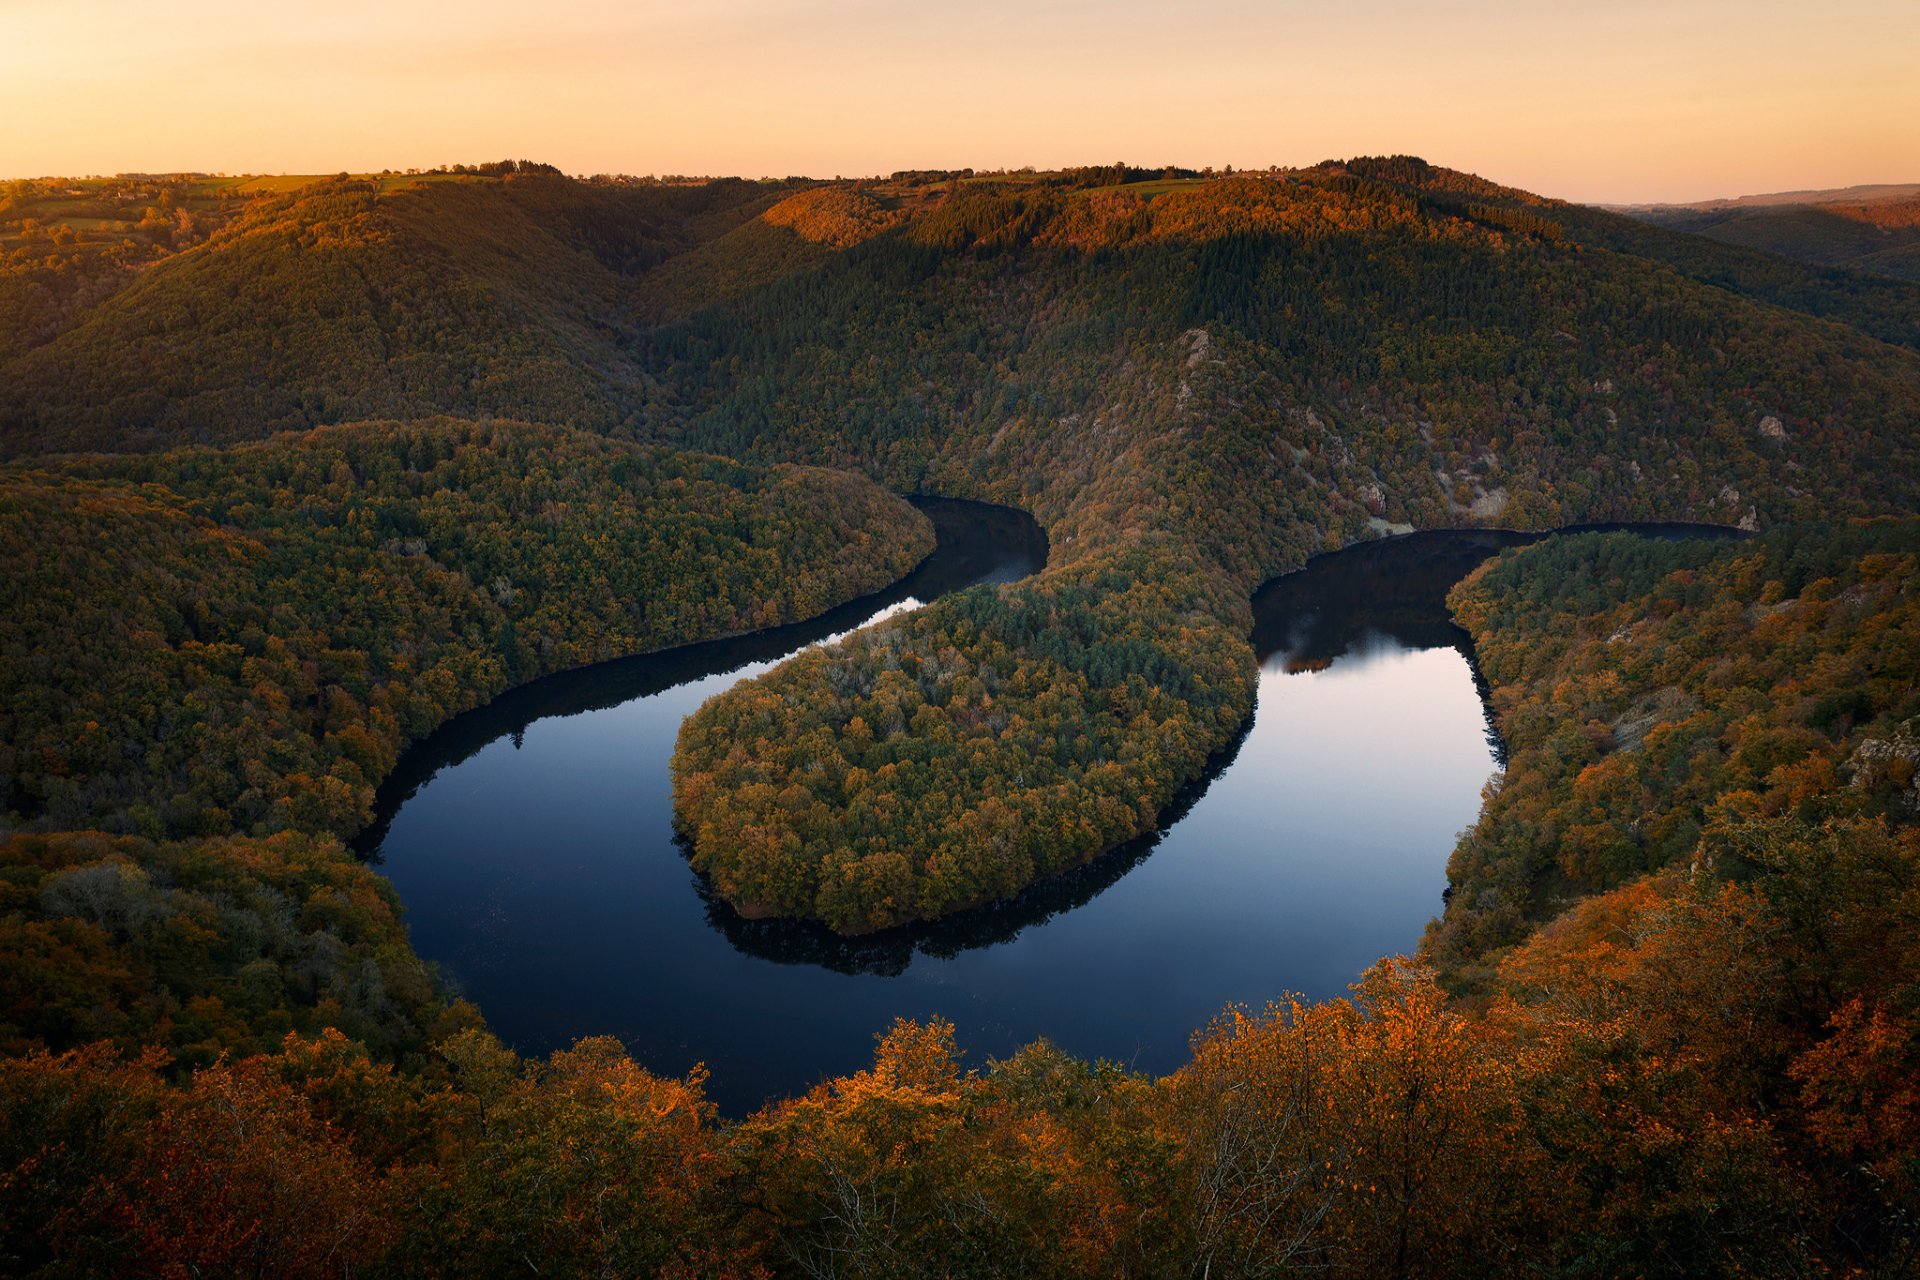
left=1169, top=966, right=1531, bottom=1277
left=761, top=188, right=905, bottom=250
left=1487, top=815, right=1920, bottom=1256
left=17, top=902, right=1914, bottom=1278
left=0, top=1039, right=390, bottom=1279
left=1, top=1029, right=741, bottom=1280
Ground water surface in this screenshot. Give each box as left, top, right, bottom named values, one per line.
left=365, top=512, right=1724, bottom=1112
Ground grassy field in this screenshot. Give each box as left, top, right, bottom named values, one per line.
left=1082, top=176, right=1209, bottom=198
left=206, top=171, right=473, bottom=195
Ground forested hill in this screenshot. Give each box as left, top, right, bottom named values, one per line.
left=662, top=158, right=1920, bottom=931
left=0, top=172, right=786, bottom=455
left=0, top=420, right=933, bottom=843
left=7, top=155, right=1920, bottom=931
left=1623, top=188, right=1920, bottom=285
left=6, top=157, right=1920, bottom=464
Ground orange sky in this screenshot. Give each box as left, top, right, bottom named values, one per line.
left=4, top=0, right=1915, bottom=203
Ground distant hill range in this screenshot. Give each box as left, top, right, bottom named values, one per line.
left=1611, top=183, right=1920, bottom=281
left=1614, top=182, right=1920, bottom=211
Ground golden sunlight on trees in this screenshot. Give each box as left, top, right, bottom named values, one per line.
left=2, top=160, right=1919, bottom=1273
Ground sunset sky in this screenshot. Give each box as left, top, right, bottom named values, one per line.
left=4, top=0, right=1915, bottom=203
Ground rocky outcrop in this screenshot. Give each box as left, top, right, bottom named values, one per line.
left=1610, top=686, right=1701, bottom=753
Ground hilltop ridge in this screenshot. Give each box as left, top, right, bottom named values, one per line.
left=1610, top=181, right=1920, bottom=211
left=1612, top=182, right=1920, bottom=282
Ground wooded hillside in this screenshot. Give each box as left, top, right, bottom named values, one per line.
left=1, top=419, right=931, bottom=841
left=4, top=158, right=1920, bottom=1274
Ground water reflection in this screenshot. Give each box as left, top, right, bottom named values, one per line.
left=695, top=716, right=1254, bottom=976
left=365, top=517, right=1735, bottom=1113
left=1252, top=529, right=1535, bottom=664
left=356, top=497, right=1045, bottom=857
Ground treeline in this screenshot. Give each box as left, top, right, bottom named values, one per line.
left=441, top=159, right=566, bottom=177
left=7, top=931, right=1911, bottom=1276
left=0, top=420, right=932, bottom=841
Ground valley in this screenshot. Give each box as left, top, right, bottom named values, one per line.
left=2, top=156, right=1918, bottom=1276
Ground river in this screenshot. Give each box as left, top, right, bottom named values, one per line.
left=360, top=502, right=1731, bottom=1113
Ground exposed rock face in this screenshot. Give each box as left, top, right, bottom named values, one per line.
left=1758, top=415, right=1789, bottom=444
left=1184, top=327, right=1212, bottom=368
left=1469, top=487, right=1509, bottom=520
left=1610, top=686, right=1701, bottom=753
left=1713, top=483, right=1762, bottom=530
left=1849, top=718, right=1920, bottom=810
left=1366, top=516, right=1416, bottom=536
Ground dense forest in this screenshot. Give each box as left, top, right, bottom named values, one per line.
left=0, top=174, right=789, bottom=455
left=666, top=156, right=1920, bottom=931
left=1436, top=521, right=1920, bottom=988
left=3, top=158, right=1920, bottom=1273
left=1, top=419, right=932, bottom=840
